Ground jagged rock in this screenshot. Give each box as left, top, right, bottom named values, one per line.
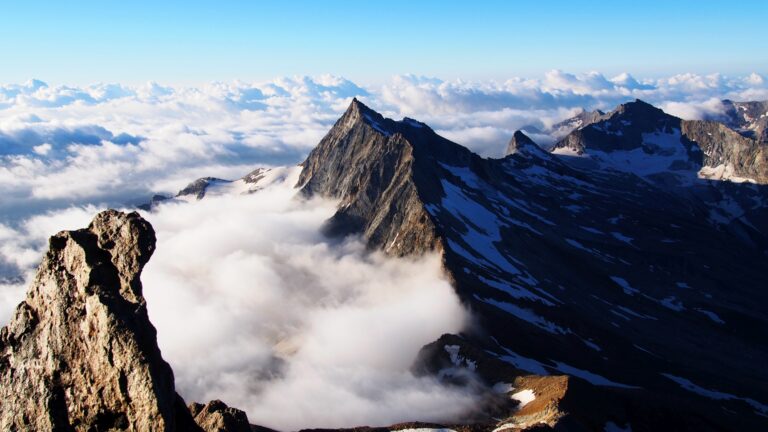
left=551, top=99, right=768, bottom=184
left=298, top=98, right=451, bottom=256
left=0, top=210, right=252, bottom=432
left=188, top=400, right=252, bottom=432
left=504, top=131, right=551, bottom=159
left=138, top=194, right=171, bottom=211
left=0, top=210, right=184, bottom=430
left=721, top=99, right=768, bottom=143
left=549, top=108, right=607, bottom=138
left=682, top=119, right=768, bottom=183
left=177, top=177, right=231, bottom=200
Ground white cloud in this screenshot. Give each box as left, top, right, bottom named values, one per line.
left=1, top=70, right=767, bottom=428
left=1, top=70, right=765, bottom=281
left=1, top=71, right=765, bottom=220
left=0, top=170, right=480, bottom=430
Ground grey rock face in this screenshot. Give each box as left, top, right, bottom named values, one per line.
left=298, top=98, right=449, bottom=256
left=0, top=210, right=253, bottom=432
left=551, top=99, right=768, bottom=184
left=549, top=108, right=608, bottom=138
left=505, top=130, right=548, bottom=158
left=682, top=119, right=768, bottom=183
left=177, top=177, right=230, bottom=200
left=721, top=99, right=768, bottom=143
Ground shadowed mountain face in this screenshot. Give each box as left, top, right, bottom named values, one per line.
left=299, top=99, right=768, bottom=430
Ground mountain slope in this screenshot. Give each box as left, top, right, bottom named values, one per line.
left=550, top=99, right=768, bottom=252
left=299, top=99, right=768, bottom=430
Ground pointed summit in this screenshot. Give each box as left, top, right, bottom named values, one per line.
left=338, top=98, right=434, bottom=138
left=617, top=98, right=659, bottom=110
left=506, top=130, right=543, bottom=157
left=298, top=101, right=473, bottom=254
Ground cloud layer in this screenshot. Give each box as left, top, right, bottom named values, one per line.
left=1, top=71, right=765, bottom=223
left=140, top=172, right=476, bottom=429
left=0, top=170, right=478, bottom=430
left=1, top=70, right=767, bottom=428
left=2, top=70, right=766, bottom=293
left=2, top=70, right=767, bottom=287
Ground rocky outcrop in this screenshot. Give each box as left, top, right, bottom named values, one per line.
left=549, top=108, right=607, bottom=138
left=551, top=99, right=768, bottom=184
left=0, top=210, right=253, bottom=431
left=682, top=119, right=768, bottom=183
left=551, top=99, right=683, bottom=155
left=505, top=131, right=542, bottom=157
left=189, top=401, right=252, bottom=432
left=177, top=177, right=230, bottom=200
left=721, top=99, right=768, bottom=143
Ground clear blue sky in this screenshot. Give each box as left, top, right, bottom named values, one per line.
left=1, top=0, right=765, bottom=85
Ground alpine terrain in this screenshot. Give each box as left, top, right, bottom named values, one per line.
left=3, top=98, right=768, bottom=431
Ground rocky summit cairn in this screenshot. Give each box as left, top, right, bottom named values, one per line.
left=0, top=210, right=251, bottom=432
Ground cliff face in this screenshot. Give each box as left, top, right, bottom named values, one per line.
left=298, top=98, right=449, bottom=256
left=0, top=210, right=251, bottom=432
left=682, top=119, right=768, bottom=183
left=721, top=99, right=768, bottom=143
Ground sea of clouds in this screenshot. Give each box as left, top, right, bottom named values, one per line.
left=1, top=70, right=767, bottom=428
left=1, top=70, right=766, bottom=222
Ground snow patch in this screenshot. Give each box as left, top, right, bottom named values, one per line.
left=609, top=276, right=639, bottom=295
left=662, top=374, right=768, bottom=416
left=510, top=389, right=536, bottom=407
left=695, top=308, right=725, bottom=324
left=553, top=362, right=639, bottom=389
left=660, top=296, right=685, bottom=311
left=496, top=347, right=549, bottom=376
left=610, top=232, right=634, bottom=245
left=477, top=295, right=569, bottom=335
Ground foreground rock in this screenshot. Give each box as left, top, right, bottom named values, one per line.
left=0, top=210, right=252, bottom=431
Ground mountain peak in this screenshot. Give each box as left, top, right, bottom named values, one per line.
left=346, top=97, right=371, bottom=116
left=341, top=98, right=433, bottom=138
left=506, top=130, right=543, bottom=157
left=612, top=98, right=668, bottom=119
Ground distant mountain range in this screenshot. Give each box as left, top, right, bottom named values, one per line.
left=4, top=97, right=768, bottom=431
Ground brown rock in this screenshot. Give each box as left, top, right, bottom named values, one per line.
left=0, top=210, right=253, bottom=431
left=189, top=400, right=252, bottom=432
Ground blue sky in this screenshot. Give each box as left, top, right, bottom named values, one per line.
left=0, top=0, right=766, bottom=84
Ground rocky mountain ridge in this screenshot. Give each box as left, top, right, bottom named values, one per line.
left=549, top=99, right=768, bottom=184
